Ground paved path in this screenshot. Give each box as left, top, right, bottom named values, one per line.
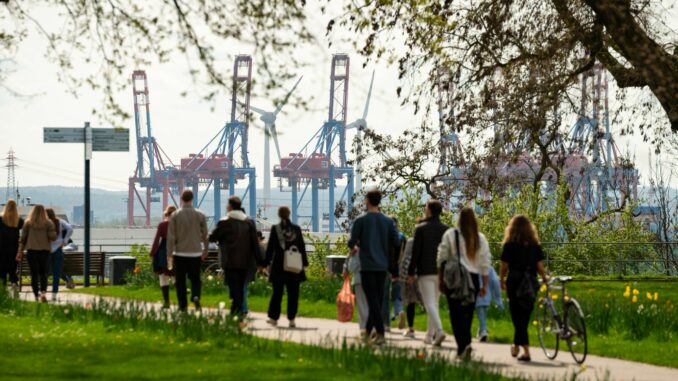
left=18, top=291, right=678, bottom=381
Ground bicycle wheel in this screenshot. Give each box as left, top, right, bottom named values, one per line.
left=564, top=300, right=587, bottom=364
left=536, top=298, right=559, bottom=360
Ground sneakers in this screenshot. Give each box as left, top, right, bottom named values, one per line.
left=289, top=320, right=296, bottom=328
left=403, top=330, right=415, bottom=339
left=192, top=297, right=201, bottom=311
left=51, top=293, right=57, bottom=302
left=266, top=318, right=278, bottom=327
left=479, top=333, right=488, bottom=342
left=458, top=345, right=473, bottom=361
left=370, top=334, right=386, bottom=347
left=433, top=331, right=446, bottom=347
left=39, top=294, right=48, bottom=303
left=397, top=311, right=406, bottom=330
left=424, top=336, right=433, bottom=345
left=66, top=280, right=75, bottom=289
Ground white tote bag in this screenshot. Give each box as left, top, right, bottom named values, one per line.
left=276, top=224, right=303, bottom=274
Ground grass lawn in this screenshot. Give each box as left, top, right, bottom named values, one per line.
left=0, top=296, right=516, bottom=381
left=72, top=279, right=678, bottom=368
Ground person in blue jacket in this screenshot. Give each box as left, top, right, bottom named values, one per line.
left=475, top=266, right=504, bottom=342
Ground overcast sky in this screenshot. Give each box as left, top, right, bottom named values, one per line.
left=0, top=4, right=674, bottom=199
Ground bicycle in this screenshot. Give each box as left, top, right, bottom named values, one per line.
left=535, top=276, right=588, bottom=364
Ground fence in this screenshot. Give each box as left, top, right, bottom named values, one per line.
left=86, top=241, right=678, bottom=278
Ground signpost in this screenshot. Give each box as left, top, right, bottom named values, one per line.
left=44, top=122, right=129, bottom=287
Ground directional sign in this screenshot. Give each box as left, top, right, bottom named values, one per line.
left=43, top=127, right=129, bottom=151
left=44, top=128, right=85, bottom=143
left=92, top=128, right=129, bottom=151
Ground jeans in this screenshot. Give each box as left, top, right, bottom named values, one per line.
left=418, top=275, right=443, bottom=340
left=391, top=280, right=404, bottom=317
left=224, top=269, right=248, bottom=318
left=476, top=306, right=488, bottom=336
left=50, top=248, right=65, bottom=293
left=27, top=250, right=50, bottom=297
left=381, top=276, right=391, bottom=326
left=242, top=286, right=249, bottom=314
left=354, top=284, right=369, bottom=329
left=361, top=271, right=387, bottom=335
left=446, top=272, right=480, bottom=355
left=267, top=280, right=301, bottom=321
left=174, top=256, right=202, bottom=311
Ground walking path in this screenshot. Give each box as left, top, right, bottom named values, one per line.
left=19, top=291, right=678, bottom=381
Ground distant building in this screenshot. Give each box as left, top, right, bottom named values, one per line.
left=72, top=205, right=93, bottom=226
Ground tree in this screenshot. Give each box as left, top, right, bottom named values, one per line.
left=0, top=0, right=315, bottom=125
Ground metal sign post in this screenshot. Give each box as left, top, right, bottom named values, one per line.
left=44, top=123, right=129, bottom=287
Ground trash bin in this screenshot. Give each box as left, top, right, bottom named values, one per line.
left=109, top=256, right=137, bottom=285
left=326, top=255, right=347, bottom=276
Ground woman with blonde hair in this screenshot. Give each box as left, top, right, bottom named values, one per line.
left=150, top=205, right=177, bottom=308
left=499, top=215, right=548, bottom=362
left=437, top=207, right=491, bottom=360
left=0, top=200, right=24, bottom=295
left=17, top=204, right=57, bottom=302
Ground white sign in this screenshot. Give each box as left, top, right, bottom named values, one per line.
left=43, top=127, right=129, bottom=153
left=44, top=128, right=85, bottom=143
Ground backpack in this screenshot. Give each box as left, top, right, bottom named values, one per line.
left=514, top=248, right=539, bottom=307
left=443, top=229, right=476, bottom=305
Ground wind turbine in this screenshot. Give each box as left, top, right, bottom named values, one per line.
left=345, top=70, right=375, bottom=193
left=250, top=76, right=303, bottom=215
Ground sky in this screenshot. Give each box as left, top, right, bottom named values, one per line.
left=0, top=3, right=675, bottom=201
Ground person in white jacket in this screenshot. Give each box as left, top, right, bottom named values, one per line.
left=437, top=207, right=491, bottom=360
left=46, top=208, right=74, bottom=301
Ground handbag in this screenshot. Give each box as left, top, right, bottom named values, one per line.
left=443, top=229, right=476, bottom=305
left=336, top=275, right=355, bottom=322
left=275, top=224, right=303, bottom=274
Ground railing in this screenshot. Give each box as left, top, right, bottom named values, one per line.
left=86, top=241, right=678, bottom=278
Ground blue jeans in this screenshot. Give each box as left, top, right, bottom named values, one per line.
left=391, top=280, right=404, bottom=317
left=50, top=248, right=64, bottom=293
left=242, top=285, right=249, bottom=314
left=476, top=306, right=488, bottom=336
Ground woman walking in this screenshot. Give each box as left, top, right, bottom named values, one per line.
left=264, top=206, right=308, bottom=328
left=499, top=215, right=548, bottom=362
left=17, top=204, right=56, bottom=302
left=399, top=237, right=422, bottom=339
left=437, top=207, right=491, bottom=360
left=0, top=200, right=24, bottom=296
left=150, top=205, right=176, bottom=309
left=46, top=208, right=73, bottom=301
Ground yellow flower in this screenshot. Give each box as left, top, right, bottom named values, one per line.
left=623, top=290, right=630, bottom=298
left=646, top=292, right=652, bottom=301
left=551, top=294, right=559, bottom=300
left=540, top=284, right=548, bottom=292
left=632, top=296, right=638, bottom=303
left=633, top=289, right=639, bottom=296
left=654, top=292, right=658, bottom=301
left=564, top=295, right=570, bottom=302
left=532, top=320, right=538, bottom=326
left=605, top=304, right=609, bottom=308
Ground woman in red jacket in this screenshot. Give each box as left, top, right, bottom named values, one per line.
left=150, top=205, right=176, bottom=308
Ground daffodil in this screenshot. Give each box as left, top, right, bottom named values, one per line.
left=532, top=320, right=538, bottom=326
left=632, top=295, right=638, bottom=303
left=654, top=292, right=658, bottom=301
left=633, top=289, right=639, bottom=296
left=551, top=293, right=559, bottom=300
left=540, top=284, right=548, bottom=292
left=564, top=295, right=570, bottom=302
left=623, top=290, right=630, bottom=298
left=646, top=292, right=652, bottom=301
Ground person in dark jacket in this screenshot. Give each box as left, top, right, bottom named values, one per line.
left=209, top=196, right=261, bottom=321
left=264, top=206, right=309, bottom=328
left=407, top=199, right=448, bottom=346
left=150, top=205, right=177, bottom=309
left=348, top=188, right=400, bottom=346
left=0, top=199, right=24, bottom=296
left=499, top=215, right=548, bottom=362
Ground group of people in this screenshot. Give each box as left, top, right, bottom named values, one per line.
left=346, top=189, right=547, bottom=361
left=0, top=200, right=75, bottom=301
left=150, top=189, right=309, bottom=328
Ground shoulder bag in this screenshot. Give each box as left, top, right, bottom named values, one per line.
left=275, top=224, right=303, bottom=274
left=514, top=247, right=539, bottom=307
left=443, top=229, right=476, bottom=305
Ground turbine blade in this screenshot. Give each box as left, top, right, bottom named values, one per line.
left=249, top=105, right=268, bottom=115
left=274, top=75, right=303, bottom=116
left=270, top=123, right=282, bottom=161
left=362, top=70, right=375, bottom=120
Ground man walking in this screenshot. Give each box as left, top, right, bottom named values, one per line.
left=209, top=196, right=261, bottom=320
left=408, top=199, right=449, bottom=346
left=167, top=190, right=209, bottom=312
left=348, top=188, right=400, bottom=345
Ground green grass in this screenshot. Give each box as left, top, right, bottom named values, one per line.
left=72, top=279, right=678, bottom=368
left=0, top=293, right=516, bottom=381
